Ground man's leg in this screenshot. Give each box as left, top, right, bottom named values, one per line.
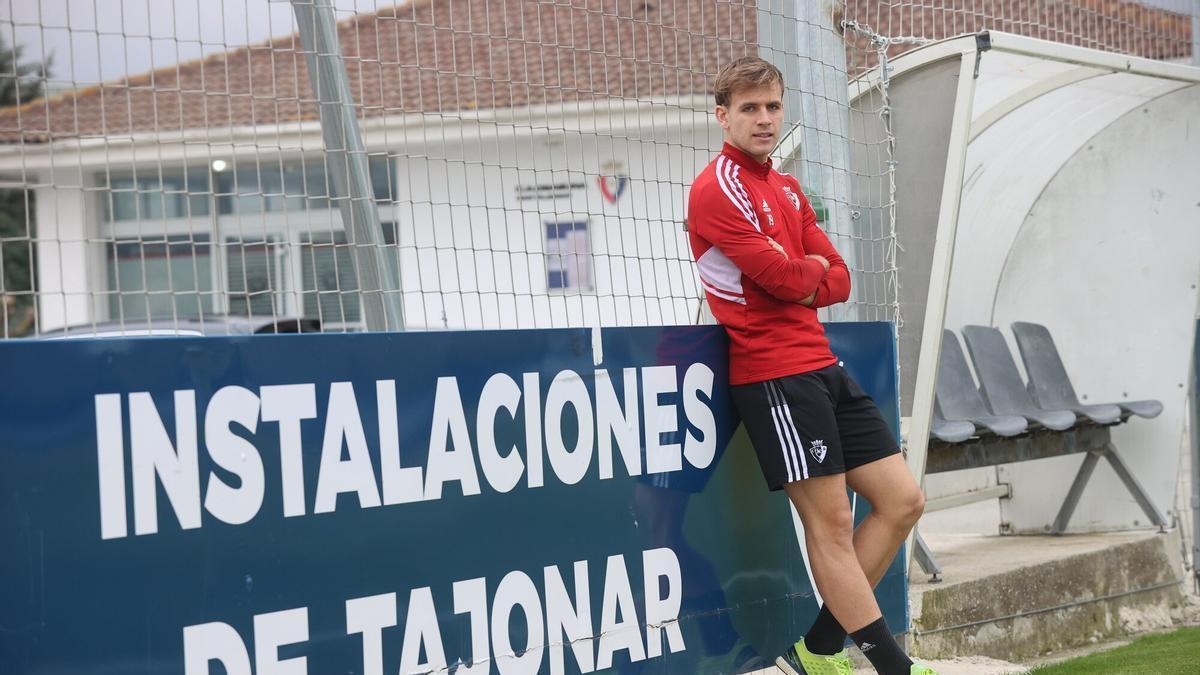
left=783, top=472, right=916, bottom=675
left=846, top=454, right=925, bottom=584
left=783, top=473, right=880, bottom=631
left=803, top=454, right=925, bottom=655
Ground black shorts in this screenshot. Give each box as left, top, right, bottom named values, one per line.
left=731, top=364, right=900, bottom=490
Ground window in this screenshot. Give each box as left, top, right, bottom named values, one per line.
left=300, top=231, right=361, bottom=324
left=102, top=169, right=210, bottom=222
left=107, top=235, right=213, bottom=320
left=226, top=238, right=279, bottom=318
left=216, top=157, right=393, bottom=215
left=298, top=223, right=399, bottom=326
left=545, top=220, right=593, bottom=292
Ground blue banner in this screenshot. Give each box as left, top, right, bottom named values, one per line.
left=0, top=323, right=904, bottom=674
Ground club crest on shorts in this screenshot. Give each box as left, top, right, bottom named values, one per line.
left=809, top=439, right=827, bottom=463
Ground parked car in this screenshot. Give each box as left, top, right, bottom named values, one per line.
left=38, top=316, right=323, bottom=339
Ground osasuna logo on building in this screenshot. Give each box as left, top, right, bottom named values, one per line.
left=597, top=160, right=629, bottom=204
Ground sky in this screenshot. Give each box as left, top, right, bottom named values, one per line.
left=1, top=0, right=387, bottom=88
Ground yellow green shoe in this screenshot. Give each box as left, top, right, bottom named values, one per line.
left=910, top=664, right=939, bottom=674
left=775, top=637, right=852, bottom=675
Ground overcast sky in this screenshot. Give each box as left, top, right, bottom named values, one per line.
left=2, top=0, right=1196, bottom=88
left=1, top=0, right=383, bottom=87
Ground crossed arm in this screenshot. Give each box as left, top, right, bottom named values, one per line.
left=696, top=182, right=851, bottom=307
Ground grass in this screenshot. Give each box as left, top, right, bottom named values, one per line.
left=1027, top=626, right=1200, bottom=674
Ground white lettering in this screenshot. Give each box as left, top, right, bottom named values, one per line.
left=492, top=570, right=545, bottom=675
left=400, top=587, right=447, bottom=674
left=477, top=373, right=524, bottom=493
left=183, top=622, right=251, bottom=675
left=523, top=372, right=543, bottom=489
left=203, top=386, right=264, bottom=526
left=260, top=384, right=317, bottom=518
left=544, top=370, right=594, bottom=485
left=544, top=561, right=595, bottom=674
left=453, top=577, right=490, bottom=674
left=595, top=369, right=640, bottom=480
left=347, top=593, right=397, bottom=675
left=314, top=382, right=381, bottom=514
left=95, top=394, right=127, bottom=540
left=253, top=607, right=309, bottom=675
left=682, top=364, right=717, bottom=470
left=642, top=366, right=681, bottom=475
left=378, top=380, right=424, bottom=505
left=596, top=554, right=645, bottom=669
left=131, top=390, right=200, bottom=536
left=425, top=377, right=482, bottom=500
left=642, top=547, right=685, bottom=657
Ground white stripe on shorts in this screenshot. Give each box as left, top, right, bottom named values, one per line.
left=773, top=380, right=809, bottom=480
left=764, top=381, right=802, bottom=483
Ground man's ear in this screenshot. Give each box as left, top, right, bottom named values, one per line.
left=715, top=105, right=729, bottom=129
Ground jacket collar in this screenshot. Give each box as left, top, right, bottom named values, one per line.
left=721, top=142, right=772, bottom=178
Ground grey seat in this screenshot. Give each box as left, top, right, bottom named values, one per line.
left=931, top=409, right=976, bottom=443
left=1011, top=322, right=1163, bottom=421
left=935, top=330, right=1027, bottom=437
left=961, top=325, right=1077, bottom=431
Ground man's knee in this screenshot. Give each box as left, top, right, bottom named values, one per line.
left=885, top=485, right=925, bottom=528
left=804, top=504, right=856, bottom=543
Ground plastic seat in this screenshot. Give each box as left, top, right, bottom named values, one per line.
left=961, top=325, right=1077, bottom=431
left=1010, top=322, right=1163, bottom=421
left=931, top=409, right=977, bottom=443
left=935, top=330, right=1028, bottom=437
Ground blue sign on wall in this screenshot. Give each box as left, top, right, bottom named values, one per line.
left=0, top=323, right=905, bottom=674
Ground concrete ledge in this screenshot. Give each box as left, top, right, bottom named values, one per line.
left=911, top=529, right=1187, bottom=662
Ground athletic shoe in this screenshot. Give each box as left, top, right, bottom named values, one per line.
left=910, top=665, right=939, bottom=674
left=775, top=637, right=853, bottom=674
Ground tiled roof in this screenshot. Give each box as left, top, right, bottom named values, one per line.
left=0, top=1, right=1192, bottom=144
left=844, top=0, right=1194, bottom=75
left=0, top=0, right=758, bottom=143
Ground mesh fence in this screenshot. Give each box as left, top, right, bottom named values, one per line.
left=0, top=1, right=1194, bottom=337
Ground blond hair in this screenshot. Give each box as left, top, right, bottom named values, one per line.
left=713, top=56, right=784, bottom=107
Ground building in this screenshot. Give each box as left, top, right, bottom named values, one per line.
left=0, top=1, right=756, bottom=331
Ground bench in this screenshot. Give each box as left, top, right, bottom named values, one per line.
left=914, top=323, right=1165, bottom=580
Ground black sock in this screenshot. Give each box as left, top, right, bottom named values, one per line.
left=849, top=617, right=912, bottom=675
left=803, top=604, right=848, bottom=655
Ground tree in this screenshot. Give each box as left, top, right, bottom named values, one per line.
left=0, top=34, right=47, bottom=335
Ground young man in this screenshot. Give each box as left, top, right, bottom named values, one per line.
left=687, top=56, right=935, bottom=675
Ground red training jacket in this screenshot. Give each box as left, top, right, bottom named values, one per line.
left=687, top=143, right=851, bottom=385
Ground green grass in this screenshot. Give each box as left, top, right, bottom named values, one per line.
left=1027, top=626, right=1200, bottom=674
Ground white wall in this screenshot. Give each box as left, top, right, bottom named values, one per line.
left=387, top=125, right=722, bottom=330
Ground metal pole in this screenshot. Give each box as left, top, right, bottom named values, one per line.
left=760, top=1, right=857, bottom=321
left=1191, top=319, right=1200, bottom=593
left=291, top=0, right=403, bottom=331
left=1193, top=1, right=1199, bottom=67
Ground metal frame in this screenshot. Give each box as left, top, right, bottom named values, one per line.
left=901, top=48, right=980, bottom=564
left=1052, top=441, right=1168, bottom=535
left=292, top=0, right=402, bottom=332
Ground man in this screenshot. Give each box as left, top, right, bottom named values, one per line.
left=687, top=56, right=935, bottom=675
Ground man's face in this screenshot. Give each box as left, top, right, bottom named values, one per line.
left=716, top=83, right=783, bottom=163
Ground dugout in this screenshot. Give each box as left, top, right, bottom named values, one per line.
left=849, top=32, right=1200, bottom=534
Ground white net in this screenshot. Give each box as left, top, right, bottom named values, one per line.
left=0, top=1, right=1194, bottom=337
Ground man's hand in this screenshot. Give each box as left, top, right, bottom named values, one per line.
left=806, top=254, right=830, bottom=272
left=766, top=237, right=788, bottom=258
left=799, top=291, right=816, bottom=307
